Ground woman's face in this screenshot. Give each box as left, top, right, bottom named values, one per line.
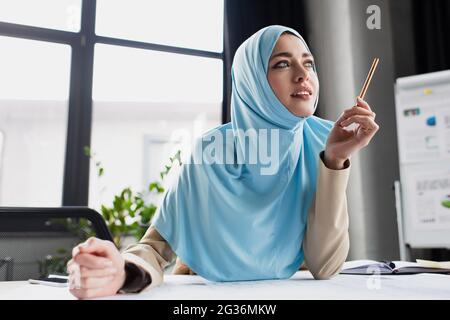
left=267, top=33, right=318, bottom=117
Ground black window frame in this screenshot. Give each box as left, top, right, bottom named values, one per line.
left=0, top=0, right=228, bottom=206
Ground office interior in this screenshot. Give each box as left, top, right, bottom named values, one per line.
left=1, top=0, right=450, bottom=283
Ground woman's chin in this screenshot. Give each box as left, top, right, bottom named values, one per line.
left=286, top=105, right=315, bottom=117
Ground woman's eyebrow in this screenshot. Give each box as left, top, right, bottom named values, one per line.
left=269, top=51, right=314, bottom=61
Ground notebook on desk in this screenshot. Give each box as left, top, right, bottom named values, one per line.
left=340, top=260, right=450, bottom=275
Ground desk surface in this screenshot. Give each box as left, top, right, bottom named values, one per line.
left=1, top=270, right=450, bottom=300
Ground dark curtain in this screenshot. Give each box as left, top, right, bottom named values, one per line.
left=223, top=0, right=308, bottom=122
left=412, top=0, right=450, bottom=73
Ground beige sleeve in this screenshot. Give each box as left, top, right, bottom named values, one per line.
left=121, top=227, right=176, bottom=292
left=302, top=153, right=350, bottom=280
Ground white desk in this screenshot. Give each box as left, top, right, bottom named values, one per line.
left=1, top=270, right=450, bottom=300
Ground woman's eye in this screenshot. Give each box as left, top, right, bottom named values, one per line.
left=274, top=61, right=289, bottom=68
left=273, top=60, right=315, bottom=69
left=305, top=60, right=315, bottom=68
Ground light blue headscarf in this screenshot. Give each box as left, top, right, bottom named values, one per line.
left=152, top=25, right=334, bottom=282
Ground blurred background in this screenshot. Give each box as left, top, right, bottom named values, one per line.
left=0, top=0, right=449, bottom=276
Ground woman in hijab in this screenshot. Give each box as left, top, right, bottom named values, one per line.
left=67, top=25, right=378, bottom=299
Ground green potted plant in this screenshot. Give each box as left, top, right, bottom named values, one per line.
left=84, top=147, right=182, bottom=249
left=36, top=148, right=182, bottom=278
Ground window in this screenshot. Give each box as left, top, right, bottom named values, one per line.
left=89, top=44, right=222, bottom=209
left=0, top=0, right=225, bottom=207
left=92, top=44, right=222, bottom=103
left=0, top=36, right=71, bottom=206
left=96, top=0, right=223, bottom=52
left=0, top=0, right=81, bottom=32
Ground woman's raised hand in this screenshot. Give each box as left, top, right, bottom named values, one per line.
left=324, top=97, right=379, bottom=169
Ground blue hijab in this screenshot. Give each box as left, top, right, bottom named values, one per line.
left=152, top=25, right=333, bottom=282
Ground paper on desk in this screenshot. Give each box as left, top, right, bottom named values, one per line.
left=416, top=259, right=450, bottom=269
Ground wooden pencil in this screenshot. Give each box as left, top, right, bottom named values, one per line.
left=358, top=57, right=379, bottom=100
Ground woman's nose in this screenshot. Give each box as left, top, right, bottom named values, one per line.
left=293, top=64, right=309, bottom=83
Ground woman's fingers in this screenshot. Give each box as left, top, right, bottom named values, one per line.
left=67, top=238, right=125, bottom=299
left=340, top=115, right=379, bottom=133
left=74, top=237, right=116, bottom=257
left=340, top=114, right=377, bottom=128
left=356, top=97, right=375, bottom=114
left=67, top=260, right=81, bottom=289
left=69, top=287, right=104, bottom=300
left=78, top=275, right=115, bottom=290
left=335, top=97, right=375, bottom=127
left=79, top=266, right=117, bottom=278
left=68, top=264, right=116, bottom=290
left=74, top=253, right=113, bottom=269
left=336, top=106, right=375, bottom=127
left=69, top=272, right=113, bottom=289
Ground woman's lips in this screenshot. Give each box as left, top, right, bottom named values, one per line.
left=290, top=93, right=312, bottom=100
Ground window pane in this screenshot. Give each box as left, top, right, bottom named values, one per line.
left=96, top=0, right=223, bottom=52
left=92, top=44, right=223, bottom=103
left=89, top=44, right=222, bottom=211
left=0, top=0, right=81, bottom=32
left=0, top=36, right=71, bottom=100
left=0, top=36, right=71, bottom=206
